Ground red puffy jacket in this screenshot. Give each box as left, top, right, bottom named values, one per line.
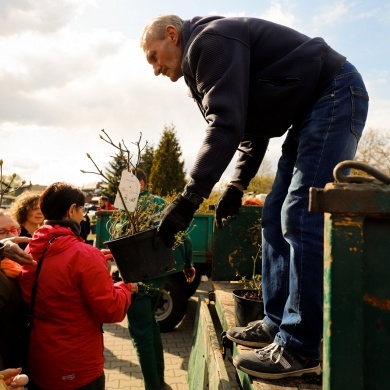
left=19, top=223, right=132, bottom=389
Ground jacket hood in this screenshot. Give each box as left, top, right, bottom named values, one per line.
left=28, top=221, right=83, bottom=260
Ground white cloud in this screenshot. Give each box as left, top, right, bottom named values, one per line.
left=0, top=22, right=210, bottom=186
left=0, top=28, right=127, bottom=125
left=0, top=0, right=91, bottom=36
left=260, top=1, right=297, bottom=27
left=312, top=3, right=348, bottom=27
left=366, top=99, right=390, bottom=131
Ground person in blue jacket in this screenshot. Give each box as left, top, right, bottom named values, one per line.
left=139, top=15, right=369, bottom=380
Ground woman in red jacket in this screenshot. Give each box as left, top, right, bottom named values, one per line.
left=19, top=182, right=137, bottom=390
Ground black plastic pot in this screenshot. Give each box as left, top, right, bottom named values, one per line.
left=232, top=289, right=264, bottom=327
left=104, top=227, right=174, bottom=283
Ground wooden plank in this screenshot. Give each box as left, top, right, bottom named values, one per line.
left=212, top=282, right=322, bottom=390
left=213, top=281, right=241, bottom=331
left=188, top=294, right=232, bottom=390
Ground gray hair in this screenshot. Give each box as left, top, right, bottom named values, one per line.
left=140, top=14, right=184, bottom=50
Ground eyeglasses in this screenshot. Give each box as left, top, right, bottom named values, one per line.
left=0, top=227, right=22, bottom=236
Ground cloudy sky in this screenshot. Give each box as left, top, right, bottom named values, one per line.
left=0, top=0, right=389, bottom=188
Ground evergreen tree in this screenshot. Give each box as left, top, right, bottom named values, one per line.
left=149, top=124, right=186, bottom=196
left=138, top=145, right=155, bottom=180
left=101, top=150, right=128, bottom=202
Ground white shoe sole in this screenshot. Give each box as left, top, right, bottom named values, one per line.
left=234, top=359, right=322, bottom=380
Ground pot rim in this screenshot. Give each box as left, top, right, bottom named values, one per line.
left=104, top=227, right=157, bottom=246
left=232, top=289, right=263, bottom=302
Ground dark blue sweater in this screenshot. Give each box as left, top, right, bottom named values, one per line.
left=181, top=16, right=346, bottom=196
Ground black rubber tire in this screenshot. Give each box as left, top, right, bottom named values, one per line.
left=155, top=275, right=188, bottom=332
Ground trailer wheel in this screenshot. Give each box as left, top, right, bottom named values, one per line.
left=155, top=275, right=188, bottom=332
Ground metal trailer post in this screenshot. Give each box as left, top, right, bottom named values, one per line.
left=309, top=161, right=390, bottom=390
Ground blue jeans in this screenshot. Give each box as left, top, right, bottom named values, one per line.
left=261, top=61, right=369, bottom=360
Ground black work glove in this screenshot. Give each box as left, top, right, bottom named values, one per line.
left=215, top=185, right=244, bottom=229
left=157, top=195, right=200, bottom=247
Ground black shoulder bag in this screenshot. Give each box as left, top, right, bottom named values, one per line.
left=22, top=237, right=60, bottom=362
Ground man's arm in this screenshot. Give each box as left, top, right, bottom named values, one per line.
left=214, top=136, right=269, bottom=228
left=230, top=135, right=270, bottom=189
left=183, top=32, right=253, bottom=198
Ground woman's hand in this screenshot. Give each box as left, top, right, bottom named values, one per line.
left=100, top=248, right=113, bottom=262
left=183, top=267, right=196, bottom=284
left=130, top=283, right=139, bottom=294
left=0, top=367, right=29, bottom=389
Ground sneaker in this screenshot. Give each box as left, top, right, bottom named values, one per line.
left=233, top=343, right=322, bottom=380
left=226, top=320, right=275, bottom=348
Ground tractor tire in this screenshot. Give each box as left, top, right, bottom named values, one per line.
left=155, top=275, right=188, bottom=332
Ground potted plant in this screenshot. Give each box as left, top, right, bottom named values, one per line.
left=81, top=130, right=175, bottom=283
left=232, top=240, right=264, bottom=327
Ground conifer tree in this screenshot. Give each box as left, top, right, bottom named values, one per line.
left=149, top=124, right=186, bottom=196
left=138, top=145, right=155, bottom=180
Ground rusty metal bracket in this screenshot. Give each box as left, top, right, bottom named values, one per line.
left=220, top=331, right=233, bottom=360
left=208, top=291, right=216, bottom=302
left=310, top=161, right=390, bottom=214
left=333, top=160, right=390, bottom=185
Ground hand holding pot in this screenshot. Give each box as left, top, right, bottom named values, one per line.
left=100, top=248, right=113, bottom=262
left=130, top=283, right=139, bottom=294
left=157, top=195, right=200, bottom=247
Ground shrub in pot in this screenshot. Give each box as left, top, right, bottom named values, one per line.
left=233, top=274, right=264, bottom=327
left=233, top=241, right=264, bottom=327
left=81, top=130, right=175, bottom=283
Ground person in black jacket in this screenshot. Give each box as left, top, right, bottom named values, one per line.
left=0, top=211, right=26, bottom=373
left=140, top=15, right=369, bottom=379
left=79, top=211, right=91, bottom=243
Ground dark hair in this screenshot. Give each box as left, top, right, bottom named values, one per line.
left=100, top=196, right=109, bottom=201
left=131, top=168, right=147, bottom=185
left=40, top=182, right=85, bottom=220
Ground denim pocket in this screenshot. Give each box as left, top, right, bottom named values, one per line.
left=350, top=85, right=369, bottom=141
